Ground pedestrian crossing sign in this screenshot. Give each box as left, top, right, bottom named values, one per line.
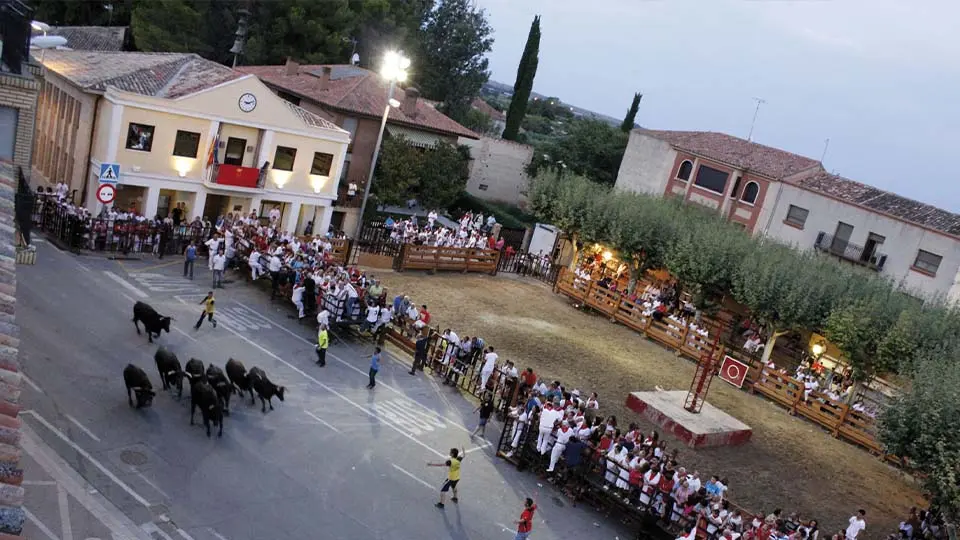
left=99, top=163, right=120, bottom=184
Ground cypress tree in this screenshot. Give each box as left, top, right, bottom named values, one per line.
left=620, top=92, right=642, bottom=132
left=502, top=15, right=541, bottom=141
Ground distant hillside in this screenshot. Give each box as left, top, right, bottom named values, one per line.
left=481, top=80, right=621, bottom=128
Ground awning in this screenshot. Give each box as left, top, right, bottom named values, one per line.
left=386, top=125, right=444, bottom=148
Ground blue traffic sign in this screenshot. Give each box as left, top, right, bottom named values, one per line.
left=98, top=163, right=120, bottom=184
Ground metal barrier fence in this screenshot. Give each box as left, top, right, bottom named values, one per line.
left=495, top=409, right=752, bottom=540
left=32, top=200, right=212, bottom=255
left=496, top=250, right=560, bottom=286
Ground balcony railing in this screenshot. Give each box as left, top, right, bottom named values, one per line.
left=211, top=163, right=266, bottom=189
left=814, top=232, right=887, bottom=271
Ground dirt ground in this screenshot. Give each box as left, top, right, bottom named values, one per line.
left=371, top=270, right=923, bottom=536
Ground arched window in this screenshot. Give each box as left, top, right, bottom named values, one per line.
left=741, top=181, right=760, bottom=204
left=676, top=160, right=693, bottom=181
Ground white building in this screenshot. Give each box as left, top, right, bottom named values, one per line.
left=616, top=129, right=960, bottom=301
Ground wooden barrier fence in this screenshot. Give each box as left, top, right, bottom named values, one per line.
left=296, top=236, right=350, bottom=265
left=397, top=244, right=500, bottom=274
left=554, top=268, right=889, bottom=458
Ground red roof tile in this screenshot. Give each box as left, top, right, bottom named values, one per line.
left=471, top=97, right=505, bottom=121
left=237, top=64, right=479, bottom=139
left=642, top=129, right=821, bottom=179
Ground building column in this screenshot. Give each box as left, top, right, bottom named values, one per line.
left=256, top=129, right=275, bottom=170
left=283, top=201, right=302, bottom=234
left=104, top=104, right=125, bottom=163
left=250, top=195, right=263, bottom=218
left=316, top=205, right=333, bottom=237
left=143, top=186, right=161, bottom=219
left=191, top=190, right=207, bottom=221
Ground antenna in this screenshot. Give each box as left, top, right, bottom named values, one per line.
left=820, top=138, right=830, bottom=163
left=747, top=97, right=766, bottom=141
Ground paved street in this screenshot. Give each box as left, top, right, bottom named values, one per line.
left=17, top=241, right=631, bottom=540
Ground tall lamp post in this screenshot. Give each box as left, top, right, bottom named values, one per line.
left=353, top=50, right=410, bottom=242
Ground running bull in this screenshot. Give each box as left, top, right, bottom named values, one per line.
left=132, top=301, right=172, bottom=343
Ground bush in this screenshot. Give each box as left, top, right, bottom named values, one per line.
left=449, top=192, right=536, bottom=230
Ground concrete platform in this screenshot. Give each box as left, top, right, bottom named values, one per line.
left=626, top=391, right=752, bottom=448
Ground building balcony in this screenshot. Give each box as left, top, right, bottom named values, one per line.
left=814, top=232, right=887, bottom=271
left=210, top=163, right=265, bottom=189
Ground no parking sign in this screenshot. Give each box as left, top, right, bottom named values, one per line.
left=718, top=355, right=749, bottom=388
left=96, top=183, right=116, bottom=204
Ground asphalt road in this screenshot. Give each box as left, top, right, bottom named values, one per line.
left=18, top=241, right=632, bottom=540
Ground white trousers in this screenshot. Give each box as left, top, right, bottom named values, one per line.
left=547, top=442, right=566, bottom=471
left=536, top=427, right=553, bottom=454
left=480, top=369, right=494, bottom=390
left=511, top=422, right=526, bottom=448
left=294, top=299, right=304, bottom=318
left=251, top=262, right=262, bottom=280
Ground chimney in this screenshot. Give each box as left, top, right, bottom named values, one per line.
left=284, top=57, right=299, bottom=76
left=402, top=87, right=420, bottom=117
left=318, top=66, right=332, bottom=91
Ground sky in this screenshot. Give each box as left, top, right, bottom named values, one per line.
left=474, top=0, right=960, bottom=211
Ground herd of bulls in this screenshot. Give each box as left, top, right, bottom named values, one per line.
left=122, top=301, right=286, bottom=437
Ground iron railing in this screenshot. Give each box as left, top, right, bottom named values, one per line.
left=814, top=232, right=887, bottom=271
left=497, top=249, right=560, bottom=285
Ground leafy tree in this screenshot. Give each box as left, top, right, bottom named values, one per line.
left=131, top=0, right=209, bottom=54
left=665, top=212, right=752, bottom=306
left=34, top=0, right=133, bottom=26
left=526, top=97, right=573, bottom=121
left=243, top=0, right=358, bottom=65
left=373, top=137, right=469, bottom=209
left=528, top=119, right=628, bottom=186
left=503, top=15, right=540, bottom=141
left=461, top=108, right=494, bottom=136
left=528, top=172, right=608, bottom=267
left=413, top=0, right=494, bottom=123
left=520, top=115, right=553, bottom=136
left=620, top=92, right=642, bottom=132
left=732, top=244, right=849, bottom=365
left=880, top=353, right=960, bottom=515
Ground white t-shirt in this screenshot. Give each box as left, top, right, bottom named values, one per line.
left=379, top=306, right=393, bottom=323
left=482, top=352, right=498, bottom=373
left=366, top=305, right=380, bottom=323
left=292, top=285, right=304, bottom=302
left=317, top=309, right=330, bottom=327
left=212, top=254, right=226, bottom=271
left=268, top=256, right=282, bottom=272
left=846, top=517, right=866, bottom=540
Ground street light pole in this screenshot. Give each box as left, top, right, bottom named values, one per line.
left=354, top=82, right=395, bottom=242
left=351, top=51, right=409, bottom=243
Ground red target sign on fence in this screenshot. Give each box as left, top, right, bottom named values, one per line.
left=719, top=355, right=749, bottom=389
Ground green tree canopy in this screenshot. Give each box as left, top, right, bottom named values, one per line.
left=413, top=0, right=494, bottom=123
left=503, top=15, right=540, bottom=141
left=527, top=119, right=629, bottom=186
left=620, top=92, right=642, bottom=132
left=374, top=137, right=469, bottom=209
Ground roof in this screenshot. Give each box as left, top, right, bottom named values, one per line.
left=641, top=129, right=821, bottom=179
left=279, top=99, right=341, bottom=131
left=788, top=170, right=960, bottom=237
left=237, top=63, right=479, bottom=139
left=471, top=97, right=505, bottom=121
left=39, top=50, right=241, bottom=99
left=49, top=26, right=126, bottom=51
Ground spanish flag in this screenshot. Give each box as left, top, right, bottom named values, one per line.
left=206, top=134, right=219, bottom=168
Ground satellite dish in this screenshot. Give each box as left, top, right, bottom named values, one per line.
left=30, top=21, right=50, bottom=33
left=31, top=35, right=68, bottom=49
left=351, top=53, right=360, bottom=66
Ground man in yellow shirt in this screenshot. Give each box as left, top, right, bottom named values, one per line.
left=316, top=324, right=329, bottom=366
left=428, top=447, right=464, bottom=508
left=194, top=291, right=217, bottom=330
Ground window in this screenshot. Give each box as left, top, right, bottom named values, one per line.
left=173, top=130, right=201, bottom=158
left=741, top=181, right=760, bottom=204
left=310, top=152, right=334, bottom=176
left=125, top=123, right=154, bottom=151
left=693, top=165, right=729, bottom=194
left=276, top=91, right=301, bottom=106
left=913, top=250, right=942, bottom=275
left=478, top=184, right=489, bottom=191
left=273, top=146, right=297, bottom=171
left=785, top=205, right=809, bottom=228
left=676, top=160, right=693, bottom=181
left=0, top=106, right=18, bottom=161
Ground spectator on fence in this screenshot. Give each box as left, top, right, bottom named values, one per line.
left=480, top=347, right=498, bottom=391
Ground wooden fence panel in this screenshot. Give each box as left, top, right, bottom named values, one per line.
left=613, top=297, right=650, bottom=333
left=752, top=370, right=803, bottom=411
left=584, top=284, right=621, bottom=317
left=795, top=396, right=847, bottom=432
left=837, top=408, right=884, bottom=455
left=399, top=245, right=499, bottom=273
left=645, top=318, right=684, bottom=350
left=680, top=329, right=712, bottom=361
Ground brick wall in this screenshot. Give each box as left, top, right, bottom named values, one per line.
left=0, top=163, right=23, bottom=538
left=0, top=68, right=40, bottom=175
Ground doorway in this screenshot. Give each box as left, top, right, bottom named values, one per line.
left=860, top=232, right=885, bottom=263
left=203, top=194, right=230, bottom=220
left=224, top=137, right=246, bottom=166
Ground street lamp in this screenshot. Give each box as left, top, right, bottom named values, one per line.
left=353, top=50, right=410, bottom=242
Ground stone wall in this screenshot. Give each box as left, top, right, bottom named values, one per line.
left=0, top=65, right=40, bottom=174
left=461, top=136, right=532, bottom=205
left=0, top=163, right=22, bottom=538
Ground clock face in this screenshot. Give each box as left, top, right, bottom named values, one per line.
left=238, top=92, right=257, bottom=113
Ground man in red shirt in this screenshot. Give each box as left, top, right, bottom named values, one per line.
left=514, top=497, right=536, bottom=539
left=419, top=305, right=431, bottom=325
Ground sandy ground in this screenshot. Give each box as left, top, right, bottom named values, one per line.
left=370, top=270, right=924, bottom=536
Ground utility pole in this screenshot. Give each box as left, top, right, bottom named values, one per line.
left=820, top=138, right=830, bottom=163
left=747, top=97, right=765, bottom=141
